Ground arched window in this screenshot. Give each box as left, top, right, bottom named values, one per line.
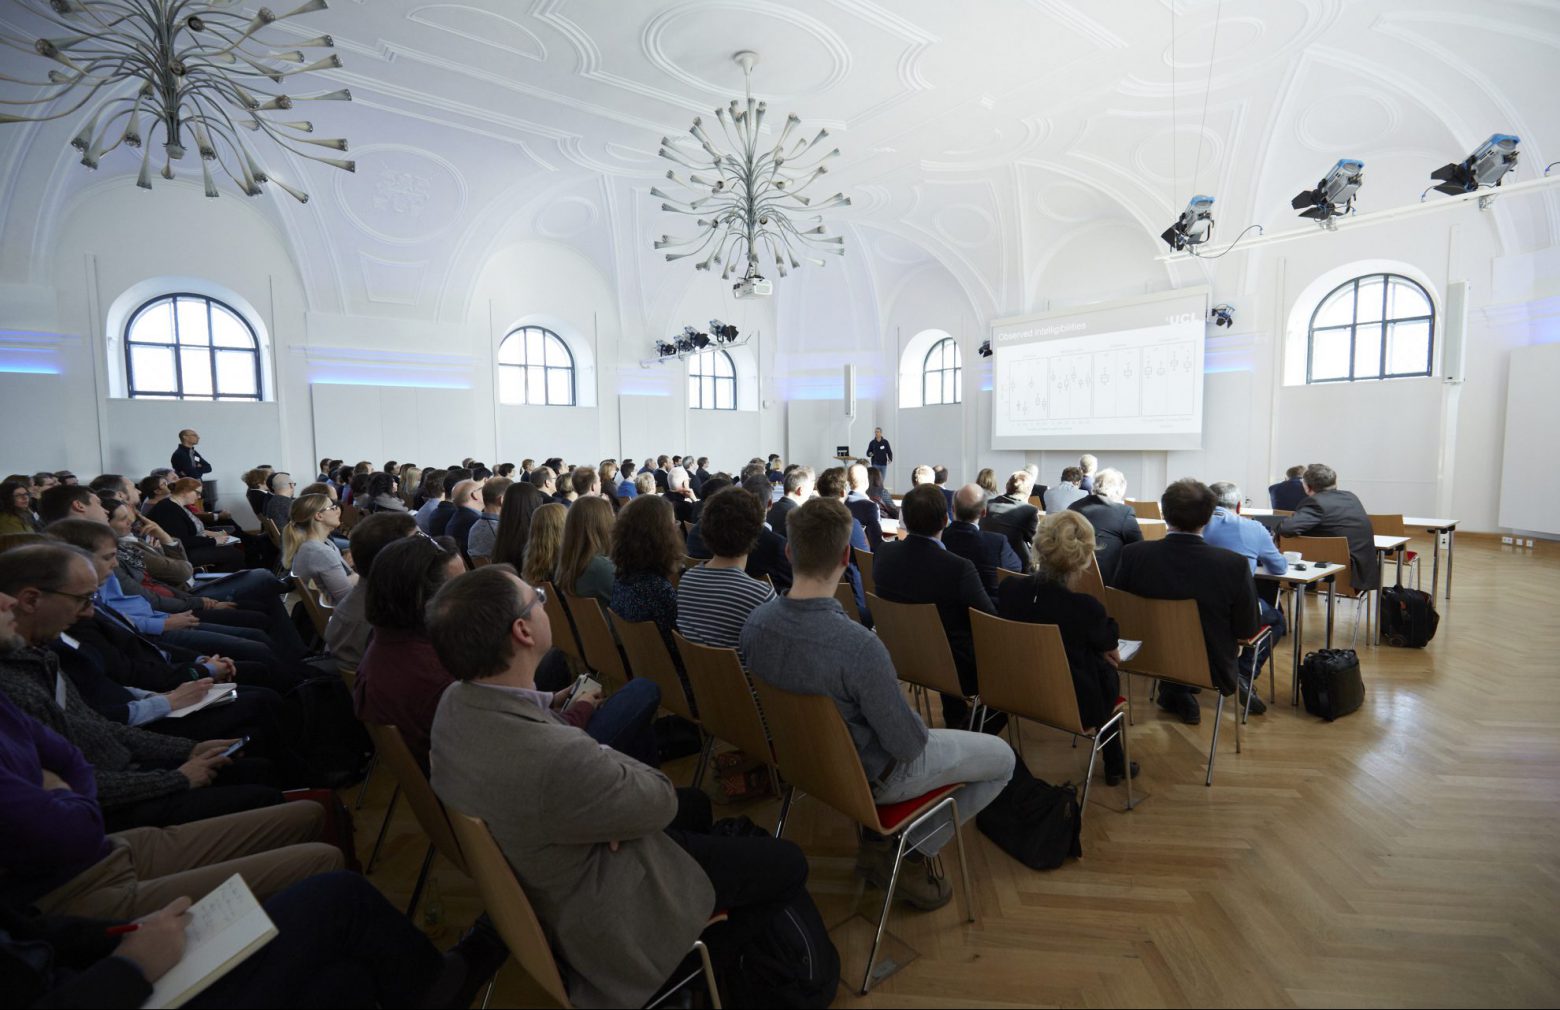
left=1307, top=273, right=1434, bottom=383
left=498, top=326, right=575, bottom=405
left=922, top=336, right=962, bottom=405
left=124, top=294, right=261, bottom=400
left=687, top=349, right=736, bottom=410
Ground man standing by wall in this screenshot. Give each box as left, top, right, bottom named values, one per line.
left=171, top=430, right=214, bottom=512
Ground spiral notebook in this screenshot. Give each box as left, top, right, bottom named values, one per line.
left=142, top=874, right=277, bottom=1009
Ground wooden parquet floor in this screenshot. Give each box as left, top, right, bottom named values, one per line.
left=354, top=537, right=1560, bottom=1008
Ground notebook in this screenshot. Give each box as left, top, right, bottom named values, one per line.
left=1117, top=639, right=1143, bottom=663
left=142, top=874, right=277, bottom=1009
left=164, top=684, right=238, bottom=719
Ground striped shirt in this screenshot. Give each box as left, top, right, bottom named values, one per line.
left=676, top=564, right=777, bottom=657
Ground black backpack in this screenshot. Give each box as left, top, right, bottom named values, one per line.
left=283, top=674, right=373, bottom=789
left=723, top=888, right=840, bottom=1009
left=976, top=754, right=1081, bottom=870
left=1380, top=585, right=1439, bottom=647
left=1299, top=649, right=1365, bottom=721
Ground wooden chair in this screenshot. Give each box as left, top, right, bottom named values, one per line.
left=1139, top=521, right=1167, bottom=542
left=996, top=567, right=1026, bottom=586
left=1367, top=513, right=1420, bottom=588
left=1278, top=534, right=1370, bottom=643
left=1129, top=499, right=1162, bottom=520
left=338, top=502, right=363, bottom=533
left=564, top=592, right=629, bottom=693
left=616, top=615, right=707, bottom=789
left=867, top=593, right=983, bottom=730
left=449, top=813, right=721, bottom=1010
left=853, top=547, right=875, bottom=595
left=292, top=576, right=332, bottom=638
left=1104, top=587, right=1240, bottom=785
left=260, top=516, right=282, bottom=549
left=835, top=581, right=864, bottom=624
left=672, top=631, right=783, bottom=818
left=752, top=679, right=975, bottom=995
left=1027, top=494, right=1045, bottom=510
left=540, top=581, right=586, bottom=669
left=970, top=610, right=1133, bottom=820
left=1075, top=554, right=1107, bottom=607
left=364, top=724, right=466, bottom=916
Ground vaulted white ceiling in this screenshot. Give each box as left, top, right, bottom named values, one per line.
left=1, top=0, right=1556, bottom=327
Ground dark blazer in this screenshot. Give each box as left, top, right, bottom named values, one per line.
left=145, top=498, right=204, bottom=553
left=170, top=445, right=211, bottom=480
left=245, top=488, right=271, bottom=520
left=1112, top=533, right=1259, bottom=695
left=995, top=576, right=1120, bottom=729
left=1277, top=488, right=1378, bottom=591
left=942, top=520, right=1022, bottom=598
left=870, top=535, right=994, bottom=695
left=981, top=494, right=1041, bottom=571
left=427, top=500, right=458, bottom=536
left=1268, top=477, right=1307, bottom=512
left=664, top=492, right=695, bottom=526
left=1067, top=494, right=1143, bottom=585
left=765, top=496, right=799, bottom=538
left=867, top=486, right=899, bottom=520
left=685, top=524, right=793, bottom=591
left=940, top=487, right=956, bottom=521
left=844, top=494, right=881, bottom=551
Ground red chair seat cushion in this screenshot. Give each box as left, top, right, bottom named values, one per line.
left=875, top=783, right=961, bottom=834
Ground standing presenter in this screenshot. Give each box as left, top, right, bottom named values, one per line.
left=866, top=426, right=894, bottom=476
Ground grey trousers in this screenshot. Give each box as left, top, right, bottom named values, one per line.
left=871, top=728, right=1015, bottom=853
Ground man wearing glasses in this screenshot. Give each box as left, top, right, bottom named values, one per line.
left=262, top=472, right=297, bottom=532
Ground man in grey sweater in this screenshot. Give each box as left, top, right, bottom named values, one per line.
left=742, top=498, right=1014, bottom=910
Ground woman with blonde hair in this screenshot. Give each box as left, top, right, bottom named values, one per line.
left=554, top=495, right=615, bottom=604
left=975, top=467, right=998, bottom=501
left=521, top=502, right=567, bottom=588
left=995, top=509, right=1138, bottom=785
left=398, top=464, right=422, bottom=508
left=283, top=492, right=357, bottom=605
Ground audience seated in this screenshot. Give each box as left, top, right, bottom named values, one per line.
left=996, top=511, right=1137, bottom=784
left=815, top=467, right=872, bottom=622
left=465, top=477, right=511, bottom=566
left=322, top=512, right=417, bottom=670
left=1043, top=467, right=1087, bottom=514
left=1078, top=453, right=1098, bottom=493
left=1067, top=467, right=1142, bottom=585
left=663, top=466, right=697, bottom=524
left=445, top=479, right=484, bottom=561
left=362, top=471, right=408, bottom=514
left=765, top=465, right=813, bottom=537
left=676, top=486, right=776, bottom=656
left=1276, top=463, right=1379, bottom=592
left=520, top=503, right=566, bottom=588
left=742, top=498, right=1013, bottom=909
left=1205, top=481, right=1288, bottom=713
left=554, top=496, right=615, bottom=603
left=934, top=465, right=955, bottom=519
left=686, top=475, right=794, bottom=590
left=0, top=479, right=38, bottom=534
left=616, top=460, right=639, bottom=499
left=974, top=467, right=998, bottom=502
left=429, top=565, right=809, bottom=1008
left=262, top=472, right=296, bottom=531
left=609, top=495, right=682, bottom=656
left=39, top=484, right=109, bottom=527
left=1268, top=464, right=1307, bottom=511
left=146, top=480, right=243, bottom=571
left=982, top=470, right=1041, bottom=569
left=490, top=480, right=545, bottom=571
left=865, top=464, right=899, bottom=520
left=843, top=463, right=882, bottom=545
left=241, top=467, right=273, bottom=521
left=1114, top=479, right=1260, bottom=725
left=870, top=485, right=997, bottom=730
left=414, top=469, right=447, bottom=531
left=942, top=484, right=1023, bottom=597
left=283, top=494, right=355, bottom=607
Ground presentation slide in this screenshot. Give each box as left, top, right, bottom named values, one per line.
left=990, top=289, right=1209, bottom=451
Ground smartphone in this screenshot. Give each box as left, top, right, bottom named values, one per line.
left=564, top=675, right=602, bottom=708
left=219, top=736, right=250, bottom=759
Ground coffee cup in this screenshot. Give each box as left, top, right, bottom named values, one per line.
left=1283, top=551, right=1302, bottom=565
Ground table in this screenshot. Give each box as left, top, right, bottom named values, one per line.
left=1373, top=534, right=1411, bottom=643
left=1257, top=560, right=1343, bottom=706
left=1402, top=517, right=1459, bottom=600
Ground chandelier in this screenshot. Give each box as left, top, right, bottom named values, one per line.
left=0, top=0, right=354, bottom=202
left=653, top=50, right=849, bottom=288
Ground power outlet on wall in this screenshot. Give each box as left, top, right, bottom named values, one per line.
left=1502, top=536, right=1514, bottom=544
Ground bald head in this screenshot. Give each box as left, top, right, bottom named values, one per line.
left=952, top=483, right=986, bottom=523
left=451, top=479, right=482, bottom=511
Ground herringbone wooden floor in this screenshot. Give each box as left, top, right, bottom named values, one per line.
left=356, top=536, right=1560, bottom=1008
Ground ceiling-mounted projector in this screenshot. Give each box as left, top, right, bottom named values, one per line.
left=733, top=274, right=773, bottom=299
left=1292, top=159, right=1364, bottom=226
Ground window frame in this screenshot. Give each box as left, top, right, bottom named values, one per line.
left=687, top=348, right=737, bottom=411
left=1305, top=273, right=1435, bottom=384
left=124, top=293, right=263, bottom=401
left=921, top=336, right=963, bottom=406
left=497, top=325, right=576, bottom=407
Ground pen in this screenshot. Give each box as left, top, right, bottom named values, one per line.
left=105, top=923, right=140, bottom=936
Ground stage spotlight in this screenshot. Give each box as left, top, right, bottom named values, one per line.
left=654, top=341, right=678, bottom=358
left=709, top=319, right=739, bottom=342
left=1429, top=134, right=1520, bottom=196
left=1209, top=304, right=1234, bottom=328
left=1292, top=159, right=1364, bottom=225
left=977, top=340, right=993, bottom=358
left=1160, top=195, right=1215, bottom=252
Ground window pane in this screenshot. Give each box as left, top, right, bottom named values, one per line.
left=1310, top=327, right=1351, bottom=380
left=1353, top=323, right=1383, bottom=379
left=526, top=366, right=545, bottom=404
left=944, top=371, right=956, bottom=404
left=1386, top=320, right=1432, bottom=375
left=716, top=351, right=734, bottom=377
left=1386, top=278, right=1431, bottom=320
left=498, top=365, right=523, bottom=403
left=547, top=367, right=572, bottom=405
left=1355, top=277, right=1385, bottom=322
left=1313, top=286, right=1355, bottom=329
left=688, top=376, right=700, bottom=406
left=526, top=330, right=544, bottom=364
left=924, top=372, right=939, bottom=405
left=130, top=345, right=177, bottom=392
left=716, top=379, right=734, bottom=410
left=545, top=334, right=569, bottom=368
left=210, top=305, right=253, bottom=349
left=215, top=350, right=257, bottom=396
left=129, top=300, right=175, bottom=344
left=180, top=347, right=213, bottom=395
left=175, top=298, right=210, bottom=345
left=498, top=335, right=523, bottom=365
left=949, top=344, right=962, bottom=369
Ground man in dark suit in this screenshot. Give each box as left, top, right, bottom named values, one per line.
left=1276, top=463, right=1378, bottom=592
left=871, top=484, right=995, bottom=730
left=765, top=466, right=812, bottom=538
left=943, top=484, right=1022, bottom=598
left=689, top=475, right=793, bottom=590
left=171, top=429, right=215, bottom=511
left=933, top=466, right=955, bottom=521
left=982, top=469, right=1041, bottom=571
left=692, top=457, right=712, bottom=495
left=1114, top=479, right=1259, bottom=725
left=1268, top=465, right=1307, bottom=511
left=1067, top=467, right=1142, bottom=585
left=843, top=463, right=882, bottom=552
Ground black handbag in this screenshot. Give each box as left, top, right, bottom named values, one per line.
left=975, top=755, right=1081, bottom=870
left=1299, top=648, right=1364, bottom=721
left=1380, top=585, right=1439, bottom=647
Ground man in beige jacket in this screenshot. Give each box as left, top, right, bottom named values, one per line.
left=427, top=565, right=809, bottom=1008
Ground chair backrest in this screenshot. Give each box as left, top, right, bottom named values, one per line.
left=260, top=516, right=282, bottom=549
left=682, top=555, right=702, bottom=570
left=1103, top=587, right=1216, bottom=690
left=337, top=664, right=358, bottom=691
left=1139, top=520, right=1167, bottom=542
left=539, top=582, right=584, bottom=664
left=853, top=547, right=875, bottom=595
left=615, top=613, right=696, bottom=722
left=1075, top=554, right=1107, bottom=606
left=1128, top=499, right=1162, bottom=520
left=1367, top=513, right=1407, bottom=537
left=447, top=813, right=572, bottom=1009
left=970, top=610, right=1086, bottom=735
left=834, top=581, right=863, bottom=624
left=1027, top=494, right=1044, bottom=510
left=293, top=577, right=332, bottom=637
left=364, top=723, right=466, bottom=876
left=866, top=593, right=964, bottom=699
left=673, top=631, right=772, bottom=762
left=1277, top=535, right=1363, bottom=598
left=751, top=678, right=888, bottom=834
left=996, top=567, right=1026, bottom=586
left=563, top=592, right=628, bottom=693
left=338, top=502, right=363, bottom=532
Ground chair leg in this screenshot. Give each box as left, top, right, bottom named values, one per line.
left=1234, top=686, right=1243, bottom=755
left=405, top=842, right=435, bottom=917
left=861, top=830, right=911, bottom=995
left=694, top=939, right=722, bottom=1009
left=354, top=751, right=378, bottom=810
left=1120, top=714, right=1135, bottom=812
left=1080, top=732, right=1102, bottom=819
left=365, top=784, right=401, bottom=875
left=1126, top=672, right=1134, bottom=726
left=1205, top=694, right=1226, bottom=787
left=774, top=785, right=795, bottom=839
left=948, top=799, right=974, bottom=924
left=690, top=733, right=715, bottom=792
left=1006, top=715, right=1025, bottom=758
left=481, top=973, right=498, bottom=1009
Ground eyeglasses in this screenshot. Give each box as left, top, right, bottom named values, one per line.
left=42, top=588, right=96, bottom=610
left=517, top=585, right=547, bottom=620
left=321, top=504, right=340, bottom=513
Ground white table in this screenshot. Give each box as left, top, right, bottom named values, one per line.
left=1402, top=517, right=1459, bottom=600
left=1257, top=561, right=1344, bottom=706
left=1373, top=534, right=1411, bottom=643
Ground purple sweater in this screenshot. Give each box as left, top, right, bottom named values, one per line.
left=0, top=692, right=108, bottom=905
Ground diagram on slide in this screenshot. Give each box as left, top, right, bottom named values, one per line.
left=999, top=336, right=1197, bottom=425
